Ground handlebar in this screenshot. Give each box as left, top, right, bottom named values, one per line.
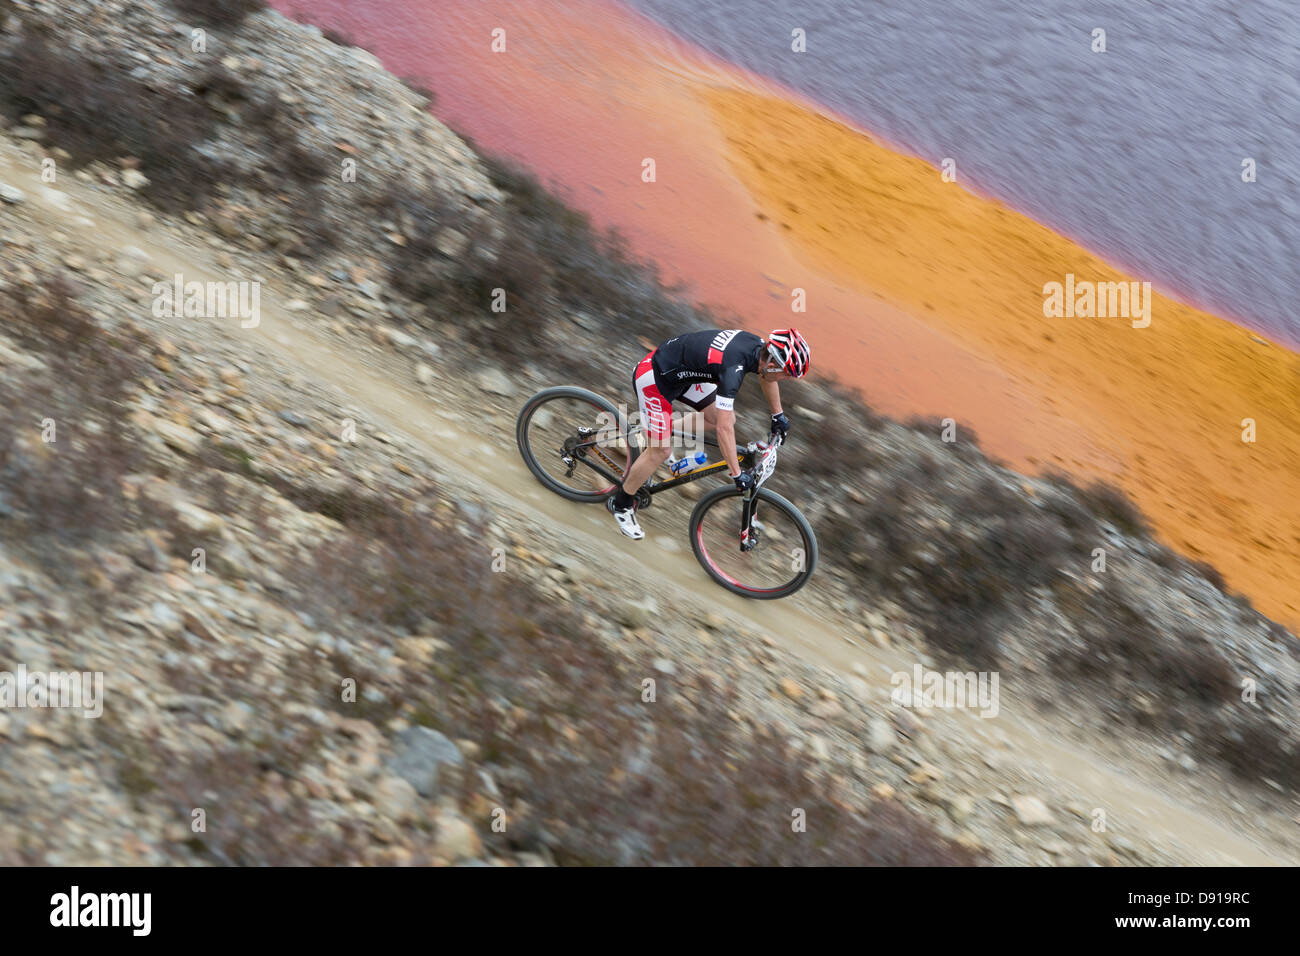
left=742, top=432, right=783, bottom=490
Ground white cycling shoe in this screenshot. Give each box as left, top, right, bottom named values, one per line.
left=606, top=495, right=645, bottom=540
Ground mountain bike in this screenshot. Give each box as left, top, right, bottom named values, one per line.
left=515, top=386, right=818, bottom=599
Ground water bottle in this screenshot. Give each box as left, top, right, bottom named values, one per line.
left=668, top=450, right=708, bottom=476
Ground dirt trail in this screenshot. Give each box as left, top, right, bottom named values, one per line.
left=4, top=149, right=1292, bottom=866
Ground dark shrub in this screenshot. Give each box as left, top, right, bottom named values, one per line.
left=1207, top=716, right=1300, bottom=792
left=321, top=27, right=356, bottom=47
left=1048, top=579, right=1237, bottom=730
left=0, top=277, right=146, bottom=549
left=1182, top=556, right=1229, bottom=592
left=841, top=464, right=1072, bottom=664
left=798, top=399, right=885, bottom=479
left=0, top=37, right=231, bottom=212
left=382, top=184, right=555, bottom=361
left=904, top=414, right=982, bottom=455
left=1074, top=479, right=1150, bottom=538
left=169, top=0, right=267, bottom=28
left=399, top=77, right=436, bottom=107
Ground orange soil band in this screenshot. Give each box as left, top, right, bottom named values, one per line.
left=703, top=85, right=1300, bottom=627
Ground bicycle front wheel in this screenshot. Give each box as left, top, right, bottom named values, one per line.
left=688, top=487, right=818, bottom=599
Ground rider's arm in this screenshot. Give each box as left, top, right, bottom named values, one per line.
left=714, top=360, right=747, bottom=475
left=715, top=407, right=741, bottom=476
left=759, top=371, right=783, bottom=416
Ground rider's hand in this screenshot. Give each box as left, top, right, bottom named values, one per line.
left=771, top=412, right=791, bottom=442
left=733, top=471, right=755, bottom=493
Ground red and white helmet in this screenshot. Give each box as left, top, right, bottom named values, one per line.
left=765, top=328, right=810, bottom=378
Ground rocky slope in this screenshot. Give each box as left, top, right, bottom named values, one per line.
left=0, top=0, right=1297, bottom=865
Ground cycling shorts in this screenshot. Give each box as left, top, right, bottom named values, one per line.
left=632, top=351, right=716, bottom=445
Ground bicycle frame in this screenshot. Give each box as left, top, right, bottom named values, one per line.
left=643, top=448, right=759, bottom=498
left=565, top=425, right=782, bottom=552
left=565, top=429, right=760, bottom=501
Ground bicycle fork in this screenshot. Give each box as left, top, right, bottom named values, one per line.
left=739, top=492, right=761, bottom=552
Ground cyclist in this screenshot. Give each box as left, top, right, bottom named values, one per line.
left=608, top=327, right=810, bottom=539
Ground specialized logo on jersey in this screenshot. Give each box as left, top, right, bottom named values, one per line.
left=707, top=329, right=741, bottom=365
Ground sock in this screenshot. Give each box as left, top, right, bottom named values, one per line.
left=612, top=488, right=636, bottom=510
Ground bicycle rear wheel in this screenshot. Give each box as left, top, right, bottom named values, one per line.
left=688, top=487, right=818, bottom=598
left=516, top=386, right=631, bottom=503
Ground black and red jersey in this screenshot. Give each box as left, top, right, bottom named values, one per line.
left=650, top=329, right=764, bottom=411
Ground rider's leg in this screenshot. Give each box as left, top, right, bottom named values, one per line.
left=620, top=437, right=670, bottom=496
left=615, top=355, right=673, bottom=514
left=611, top=411, right=671, bottom=537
